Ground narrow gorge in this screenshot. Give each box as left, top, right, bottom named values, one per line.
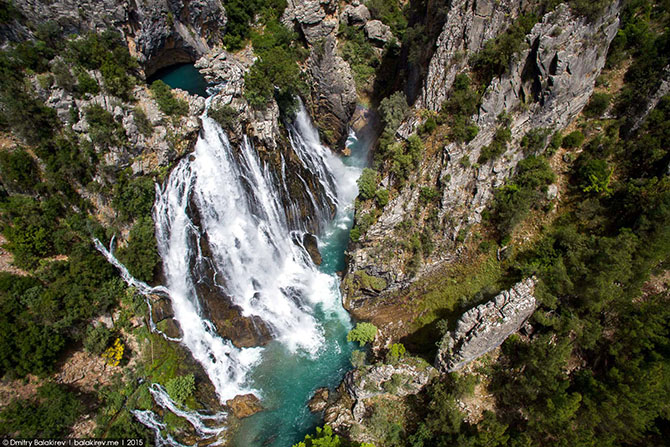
left=0, top=0, right=669, bottom=446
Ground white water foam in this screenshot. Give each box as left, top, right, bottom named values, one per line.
left=100, top=100, right=360, bottom=441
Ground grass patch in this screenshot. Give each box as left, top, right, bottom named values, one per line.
left=410, top=249, right=504, bottom=329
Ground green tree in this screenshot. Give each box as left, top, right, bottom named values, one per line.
left=347, top=322, right=377, bottom=346
left=357, top=168, right=378, bottom=200
left=165, top=374, right=196, bottom=405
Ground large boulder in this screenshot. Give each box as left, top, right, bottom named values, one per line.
left=435, top=278, right=537, bottom=373
left=341, top=4, right=370, bottom=26
left=364, top=20, right=393, bottom=45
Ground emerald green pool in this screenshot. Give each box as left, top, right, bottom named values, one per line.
left=149, top=63, right=210, bottom=97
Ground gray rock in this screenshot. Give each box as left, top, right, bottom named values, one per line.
left=341, top=4, right=370, bottom=26
left=547, top=184, right=558, bottom=200
left=344, top=362, right=437, bottom=402
left=308, top=387, right=329, bottom=412
left=435, top=278, right=538, bottom=373
left=283, top=0, right=339, bottom=44
left=628, top=64, right=670, bottom=133
left=364, top=20, right=393, bottom=45
left=307, top=37, right=357, bottom=147
left=417, top=0, right=525, bottom=112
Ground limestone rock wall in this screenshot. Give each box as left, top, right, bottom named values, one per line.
left=283, top=0, right=358, bottom=148
left=344, top=2, right=621, bottom=296
left=435, top=278, right=537, bottom=372
left=418, top=0, right=526, bottom=112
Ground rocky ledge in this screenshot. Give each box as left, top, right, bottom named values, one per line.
left=435, top=278, right=537, bottom=373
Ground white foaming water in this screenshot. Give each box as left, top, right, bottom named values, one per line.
left=149, top=101, right=360, bottom=404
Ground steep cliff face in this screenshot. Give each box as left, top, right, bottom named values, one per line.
left=418, top=0, right=526, bottom=112
left=2, top=0, right=227, bottom=76
left=345, top=2, right=621, bottom=299
left=282, top=0, right=357, bottom=148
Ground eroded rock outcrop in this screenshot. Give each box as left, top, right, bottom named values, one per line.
left=324, top=359, right=438, bottom=433
left=307, top=37, right=358, bottom=147
left=435, top=278, right=537, bottom=372
left=417, top=0, right=525, bottom=112
left=283, top=0, right=357, bottom=147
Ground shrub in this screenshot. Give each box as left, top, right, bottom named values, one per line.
left=0, top=148, right=38, bottom=192
left=387, top=343, right=406, bottom=363
left=357, top=168, right=378, bottom=200
left=102, top=338, right=124, bottom=367
left=351, top=350, right=366, bottom=368
left=83, top=324, right=114, bottom=355
left=478, top=125, right=511, bottom=163
left=117, top=216, right=160, bottom=282
left=347, top=322, right=377, bottom=346
left=521, top=128, right=551, bottom=154
left=439, top=74, right=481, bottom=143
left=133, top=106, right=153, bottom=137
left=208, top=104, right=238, bottom=131
left=150, top=80, right=189, bottom=116
left=419, top=186, right=439, bottom=205
left=85, top=104, right=126, bottom=148
left=293, top=424, right=375, bottom=447
left=0, top=383, right=81, bottom=437
left=490, top=155, right=555, bottom=238
left=76, top=70, right=100, bottom=96
left=583, top=92, right=612, bottom=118
left=471, top=14, right=538, bottom=85
left=562, top=130, right=585, bottom=148
left=165, top=374, right=196, bottom=405
left=375, top=188, right=389, bottom=207
left=112, top=173, right=155, bottom=222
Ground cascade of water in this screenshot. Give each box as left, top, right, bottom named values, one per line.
left=100, top=98, right=361, bottom=443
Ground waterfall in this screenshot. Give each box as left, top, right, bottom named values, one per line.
left=98, top=100, right=360, bottom=443
left=151, top=102, right=358, bottom=403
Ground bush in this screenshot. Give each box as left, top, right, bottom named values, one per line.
left=165, top=374, right=196, bottom=405
left=117, top=216, right=160, bottom=282
left=150, top=80, right=189, bottom=116
left=583, top=92, right=611, bottom=117
left=357, top=168, right=378, bottom=200
left=521, top=128, right=551, bottom=154
left=85, top=104, right=126, bottom=148
left=419, top=186, right=438, bottom=205
left=387, top=343, right=406, bottom=363
left=112, top=173, right=155, bottom=222
left=471, top=14, right=538, bottom=85
left=375, top=188, right=389, bottom=207
left=76, top=70, right=100, bottom=96
left=293, top=424, right=375, bottom=447
left=478, top=125, right=511, bottom=163
left=562, top=130, right=585, bottom=148
left=208, top=104, right=238, bottom=131
left=439, top=74, right=481, bottom=143
left=133, top=106, right=153, bottom=137
left=490, top=155, right=555, bottom=238
left=347, top=322, right=377, bottom=346
left=83, top=324, right=114, bottom=355
left=351, top=350, right=366, bottom=368
left=0, top=148, right=38, bottom=192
